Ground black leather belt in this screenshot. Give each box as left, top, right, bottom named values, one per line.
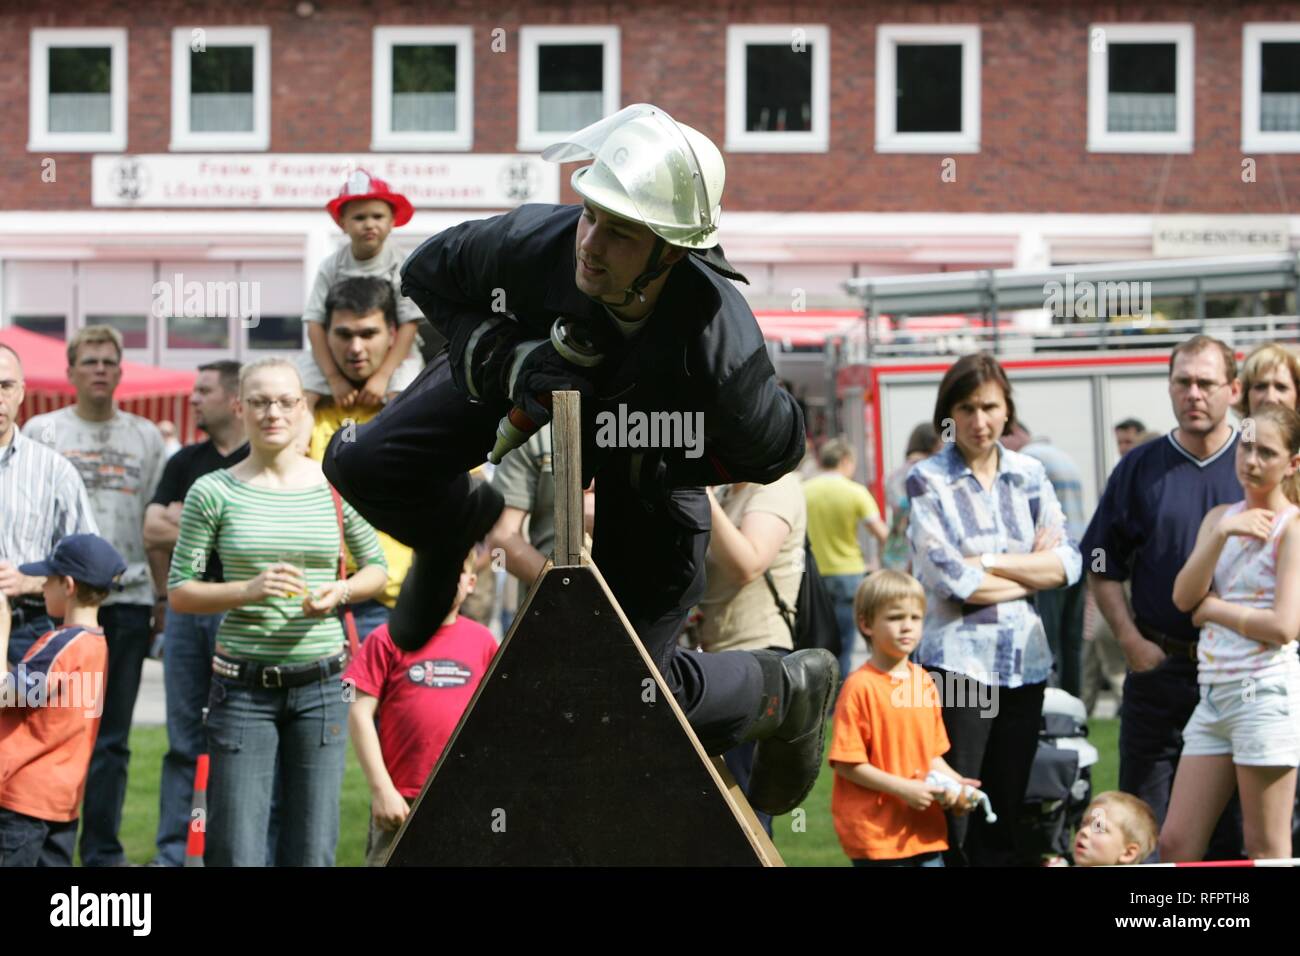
left=212, top=651, right=348, bottom=689
left=1137, top=623, right=1198, bottom=661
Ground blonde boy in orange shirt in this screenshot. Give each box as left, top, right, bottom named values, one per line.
left=829, top=570, right=978, bottom=867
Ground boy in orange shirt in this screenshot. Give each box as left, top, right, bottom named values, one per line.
left=0, top=534, right=124, bottom=866
left=829, top=570, right=977, bottom=867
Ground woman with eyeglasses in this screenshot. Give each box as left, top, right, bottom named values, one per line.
left=168, top=358, right=387, bottom=866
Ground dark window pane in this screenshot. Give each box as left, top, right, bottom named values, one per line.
left=895, top=44, right=962, bottom=133
left=190, top=46, right=254, bottom=132
left=12, top=315, right=66, bottom=340
left=167, top=315, right=229, bottom=349
left=390, top=45, right=457, bottom=93
left=392, top=45, right=457, bottom=132
left=1107, top=42, right=1177, bottom=132
left=1261, top=42, right=1300, bottom=132
left=48, top=46, right=112, bottom=133
left=86, top=314, right=147, bottom=350
left=537, top=44, right=604, bottom=131
left=190, top=46, right=254, bottom=94
left=1262, top=42, right=1300, bottom=93
left=248, top=315, right=303, bottom=351
left=1107, top=43, right=1175, bottom=94
left=392, top=45, right=456, bottom=93
left=538, top=45, right=602, bottom=92
left=745, top=45, right=813, bottom=132
left=49, top=47, right=111, bottom=94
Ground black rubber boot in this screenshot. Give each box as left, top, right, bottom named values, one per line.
left=742, top=648, right=838, bottom=816
left=388, top=481, right=505, bottom=651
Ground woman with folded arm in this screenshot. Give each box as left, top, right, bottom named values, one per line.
left=906, top=352, right=1081, bottom=866
left=168, top=358, right=386, bottom=867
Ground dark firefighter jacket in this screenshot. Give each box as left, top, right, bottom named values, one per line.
left=401, top=202, right=805, bottom=488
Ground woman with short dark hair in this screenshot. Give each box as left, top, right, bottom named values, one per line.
left=907, top=352, right=1082, bottom=865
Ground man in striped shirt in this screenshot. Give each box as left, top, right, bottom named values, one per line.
left=0, top=343, right=98, bottom=666
left=24, top=326, right=166, bottom=867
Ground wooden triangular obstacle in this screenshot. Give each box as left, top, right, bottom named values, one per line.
left=385, top=392, right=782, bottom=866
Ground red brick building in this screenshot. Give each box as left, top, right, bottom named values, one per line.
left=1, top=1, right=1297, bottom=367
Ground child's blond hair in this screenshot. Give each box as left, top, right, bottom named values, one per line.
left=1087, top=791, right=1158, bottom=862
left=853, top=570, right=926, bottom=645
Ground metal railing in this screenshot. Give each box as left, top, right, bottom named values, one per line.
left=832, top=314, right=1300, bottom=363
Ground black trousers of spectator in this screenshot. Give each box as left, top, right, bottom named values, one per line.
left=1038, top=579, right=1085, bottom=698
left=1120, top=653, right=1243, bottom=861
left=928, top=668, right=1045, bottom=866
left=323, top=354, right=763, bottom=755
left=80, top=603, right=152, bottom=867
left=5, top=604, right=55, bottom=666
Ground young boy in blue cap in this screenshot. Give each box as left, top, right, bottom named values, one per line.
left=0, top=533, right=126, bottom=866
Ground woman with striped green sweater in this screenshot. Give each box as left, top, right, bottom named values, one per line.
left=168, top=358, right=387, bottom=866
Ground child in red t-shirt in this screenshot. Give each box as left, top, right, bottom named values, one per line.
left=345, top=549, right=497, bottom=865
left=829, top=570, right=979, bottom=867
left=0, top=534, right=125, bottom=867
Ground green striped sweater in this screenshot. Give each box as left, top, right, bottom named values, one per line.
left=169, top=469, right=386, bottom=663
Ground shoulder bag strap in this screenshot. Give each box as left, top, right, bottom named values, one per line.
left=330, top=486, right=361, bottom=659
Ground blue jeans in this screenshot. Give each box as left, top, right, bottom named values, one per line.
left=852, top=851, right=944, bottom=867
left=154, top=610, right=223, bottom=867
left=823, top=573, right=864, bottom=681
left=0, top=808, right=78, bottom=867
left=348, top=599, right=389, bottom=643
left=80, top=603, right=152, bottom=867
left=204, top=669, right=350, bottom=867
left=5, top=607, right=55, bottom=666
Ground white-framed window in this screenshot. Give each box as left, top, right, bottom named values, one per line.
left=171, top=26, right=270, bottom=151
left=875, top=25, right=980, bottom=153
left=1088, top=23, right=1194, bottom=153
left=1243, top=23, right=1300, bottom=153
left=372, top=27, right=473, bottom=151
left=28, top=29, right=128, bottom=152
left=725, top=25, right=830, bottom=153
left=518, top=26, right=619, bottom=151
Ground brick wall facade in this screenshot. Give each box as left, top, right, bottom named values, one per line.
left=2, top=0, right=1297, bottom=213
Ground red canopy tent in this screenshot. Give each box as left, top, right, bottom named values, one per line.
left=0, top=326, right=199, bottom=442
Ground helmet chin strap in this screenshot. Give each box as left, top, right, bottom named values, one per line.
left=593, top=237, right=671, bottom=311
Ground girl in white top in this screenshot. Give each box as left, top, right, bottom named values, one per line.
left=1167, top=402, right=1300, bottom=861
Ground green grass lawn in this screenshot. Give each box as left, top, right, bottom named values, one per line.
left=116, top=717, right=1120, bottom=866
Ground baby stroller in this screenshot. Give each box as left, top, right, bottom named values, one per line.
left=1016, top=688, right=1098, bottom=864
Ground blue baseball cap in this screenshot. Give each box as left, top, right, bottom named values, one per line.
left=19, top=534, right=128, bottom=591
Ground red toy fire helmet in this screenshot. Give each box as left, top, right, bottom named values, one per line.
left=326, top=169, right=414, bottom=227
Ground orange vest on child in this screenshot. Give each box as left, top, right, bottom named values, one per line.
left=0, top=625, right=107, bottom=822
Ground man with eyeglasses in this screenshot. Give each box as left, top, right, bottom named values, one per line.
left=1082, top=334, right=1245, bottom=861
left=24, top=325, right=166, bottom=867
left=0, top=343, right=99, bottom=670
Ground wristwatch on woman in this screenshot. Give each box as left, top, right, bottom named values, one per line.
left=979, top=553, right=996, bottom=571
